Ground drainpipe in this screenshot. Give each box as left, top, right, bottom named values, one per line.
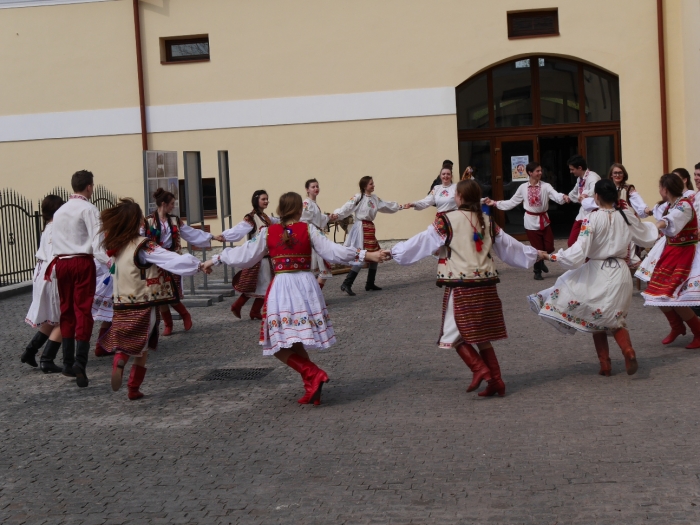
left=133, top=0, right=148, bottom=151
left=657, top=0, right=668, bottom=172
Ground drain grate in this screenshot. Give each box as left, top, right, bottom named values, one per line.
left=198, top=368, right=274, bottom=381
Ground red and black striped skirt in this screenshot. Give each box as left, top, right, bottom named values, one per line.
left=234, top=262, right=261, bottom=294
left=101, top=307, right=160, bottom=356
left=361, top=220, right=380, bottom=252
left=441, top=284, right=507, bottom=344
left=645, top=244, right=695, bottom=298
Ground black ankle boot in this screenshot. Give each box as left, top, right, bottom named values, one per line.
left=62, top=338, right=76, bottom=377
left=341, top=270, right=359, bottom=296
left=40, top=340, right=64, bottom=374
left=72, top=340, right=90, bottom=388
left=21, top=332, right=49, bottom=368
left=541, top=261, right=549, bottom=273
left=534, top=270, right=544, bottom=281
left=365, top=268, right=382, bottom=291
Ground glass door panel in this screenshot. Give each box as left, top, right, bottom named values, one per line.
left=539, top=135, right=579, bottom=237
left=458, top=140, right=493, bottom=199
left=498, top=138, right=536, bottom=235
left=585, top=135, right=616, bottom=177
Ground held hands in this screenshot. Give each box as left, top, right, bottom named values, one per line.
left=484, top=198, right=496, bottom=206
left=379, top=249, right=393, bottom=261
left=200, top=260, right=215, bottom=274
left=402, top=203, right=415, bottom=209
left=644, top=207, right=652, bottom=217
left=563, top=195, right=571, bottom=204
left=328, top=213, right=339, bottom=222
left=212, top=234, right=225, bottom=242
left=364, top=251, right=386, bottom=264
left=537, top=250, right=550, bottom=262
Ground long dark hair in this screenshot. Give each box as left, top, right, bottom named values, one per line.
left=154, top=187, right=175, bottom=207
left=456, top=179, right=494, bottom=240
left=41, top=195, right=64, bottom=224
left=594, top=179, right=630, bottom=225
left=672, top=167, right=694, bottom=191
left=354, top=176, right=373, bottom=205
left=100, top=198, right=144, bottom=255
left=251, top=190, right=268, bottom=213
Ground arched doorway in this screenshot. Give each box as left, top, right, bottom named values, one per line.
left=456, top=56, right=621, bottom=238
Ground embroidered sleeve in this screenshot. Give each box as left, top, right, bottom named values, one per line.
left=243, top=214, right=255, bottom=227
left=432, top=213, right=450, bottom=240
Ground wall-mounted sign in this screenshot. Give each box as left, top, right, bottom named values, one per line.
left=511, top=155, right=529, bottom=181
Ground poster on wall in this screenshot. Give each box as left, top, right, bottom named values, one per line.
left=511, top=155, right=529, bottom=181
left=143, top=150, right=180, bottom=217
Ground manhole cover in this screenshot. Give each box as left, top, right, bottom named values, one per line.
left=198, top=368, right=274, bottom=381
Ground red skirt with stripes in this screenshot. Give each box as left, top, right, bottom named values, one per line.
left=645, top=244, right=695, bottom=298
left=234, top=262, right=261, bottom=294
left=101, top=307, right=160, bottom=356
left=440, top=284, right=507, bottom=344
left=362, top=220, right=380, bottom=252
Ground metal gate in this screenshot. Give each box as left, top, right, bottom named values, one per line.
left=0, top=190, right=42, bottom=287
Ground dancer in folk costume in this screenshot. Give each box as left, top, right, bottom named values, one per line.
left=641, top=174, right=700, bottom=348
left=203, top=192, right=385, bottom=405
left=334, top=176, right=406, bottom=295
left=143, top=188, right=213, bottom=335
left=92, top=258, right=113, bottom=357
left=529, top=180, right=658, bottom=376
left=636, top=169, right=696, bottom=282
left=21, top=195, right=65, bottom=373
left=405, top=165, right=457, bottom=214
left=566, top=155, right=601, bottom=247
left=225, top=190, right=279, bottom=319
left=485, top=162, right=569, bottom=281
left=386, top=180, right=539, bottom=397
left=301, top=179, right=338, bottom=288
left=48, top=170, right=110, bottom=388
left=102, top=199, right=208, bottom=400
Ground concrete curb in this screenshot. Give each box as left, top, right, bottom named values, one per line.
left=0, top=281, right=32, bottom=300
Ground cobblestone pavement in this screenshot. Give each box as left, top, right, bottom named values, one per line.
left=2, top=241, right=700, bottom=524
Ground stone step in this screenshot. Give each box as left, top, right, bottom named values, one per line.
left=182, top=293, right=224, bottom=302
left=179, top=297, right=213, bottom=308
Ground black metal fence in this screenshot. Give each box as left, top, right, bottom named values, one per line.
left=0, top=186, right=117, bottom=288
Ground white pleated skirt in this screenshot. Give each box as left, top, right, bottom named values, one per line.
left=25, top=261, right=60, bottom=327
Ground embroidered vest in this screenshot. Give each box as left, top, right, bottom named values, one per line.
left=145, top=213, right=181, bottom=253
left=434, top=210, right=499, bottom=287
left=267, top=223, right=312, bottom=273
left=666, top=198, right=698, bottom=246
left=112, top=237, right=177, bottom=310
left=245, top=211, right=271, bottom=241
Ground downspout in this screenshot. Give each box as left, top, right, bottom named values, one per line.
left=657, top=0, right=669, bottom=172
left=133, top=0, right=148, bottom=151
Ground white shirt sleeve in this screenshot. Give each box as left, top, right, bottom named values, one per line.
left=308, top=225, right=365, bottom=265
left=623, top=208, right=659, bottom=248
left=391, top=225, right=444, bottom=265
left=222, top=220, right=254, bottom=243
left=495, top=185, right=525, bottom=211
left=545, top=184, right=568, bottom=205
left=180, top=223, right=213, bottom=247
left=86, top=206, right=109, bottom=266
left=652, top=202, right=667, bottom=221
left=661, top=201, right=694, bottom=237
left=412, top=190, right=436, bottom=211
left=334, top=196, right=359, bottom=220
left=491, top=229, right=538, bottom=269
left=627, top=191, right=648, bottom=217
left=213, top=228, right=269, bottom=268
left=550, top=220, right=594, bottom=270
left=376, top=197, right=402, bottom=214
left=138, top=244, right=201, bottom=276
left=581, top=197, right=599, bottom=213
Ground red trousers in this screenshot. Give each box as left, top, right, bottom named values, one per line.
left=568, top=220, right=584, bottom=247
left=526, top=226, right=554, bottom=253
left=56, top=256, right=96, bottom=341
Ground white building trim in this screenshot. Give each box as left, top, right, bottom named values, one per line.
left=0, top=88, right=457, bottom=142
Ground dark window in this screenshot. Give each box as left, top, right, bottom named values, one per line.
left=539, top=58, right=580, bottom=125
left=456, top=74, right=489, bottom=130
left=163, top=36, right=210, bottom=64
left=584, top=68, right=621, bottom=122
left=178, top=178, right=217, bottom=219
left=458, top=141, right=492, bottom=199
left=493, top=60, right=533, bottom=127
left=507, top=10, right=559, bottom=39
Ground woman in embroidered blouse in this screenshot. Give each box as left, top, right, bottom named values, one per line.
left=333, top=176, right=405, bottom=296
left=530, top=179, right=658, bottom=377
left=641, top=173, right=700, bottom=349
left=102, top=199, right=208, bottom=400
left=222, top=190, right=280, bottom=320
left=203, top=192, right=385, bottom=405
left=404, top=166, right=457, bottom=214
left=301, top=178, right=339, bottom=288
left=22, top=195, right=65, bottom=374
left=386, top=179, right=539, bottom=398
left=143, top=188, right=213, bottom=336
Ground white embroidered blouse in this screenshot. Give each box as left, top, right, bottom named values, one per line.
left=333, top=194, right=403, bottom=222
left=568, top=170, right=602, bottom=221
left=301, top=198, right=330, bottom=229
left=494, top=181, right=567, bottom=230
left=411, top=184, right=457, bottom=213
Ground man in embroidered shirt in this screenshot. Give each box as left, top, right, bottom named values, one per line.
left=51, top=170, right=109, bottom=388
left=566, top=154, right=601, bottom=247
left=485, top=162, right=569, bottom=280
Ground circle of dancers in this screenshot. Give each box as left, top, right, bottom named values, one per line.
left=20, top=159, right=700, bottom=404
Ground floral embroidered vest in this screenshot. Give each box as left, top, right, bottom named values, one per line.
left=145, top=213, right=181, bottom=253
left=434, top=210, right=499, bottom=287
left=245, top=211, right=271, bottom=241
left=267, top=223, right=312, bottom=273
left=112, top=237, right=177, bottom=310
left=666, top=198, right=698, bottom=246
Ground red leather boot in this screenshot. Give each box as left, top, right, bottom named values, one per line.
left=684, top=316, right=700, bottom=349
left=249, top=298, right=264, bottom=320
left=592, top=332, right=612, bottom=376
left=94, top=322, right=112, bottom=356
left=455, top=342, right=491, bottom=392
left=172, top=303, right=192, bottom=331
left=127, top=365, right=147, bottom=400
left=661, top=309, right=686, bottom=344
left=613, top=328, right=638, bottom=375
left=477, top=346, right=506, bottom=397
left=161, top=307, right=174, bottom=336
left=111, top=352, right=130, bottom=392
left=287, top=354, right=329, bottom=405
left=230, top=294, right=249, bottom=319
